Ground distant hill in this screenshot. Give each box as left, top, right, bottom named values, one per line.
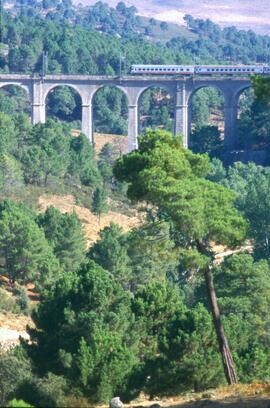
left=73, top=0, right=270, bottom=35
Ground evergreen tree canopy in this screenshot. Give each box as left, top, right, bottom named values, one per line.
left=37, top=206, right=86, bottom=273
left=68, top=134, right=101, bottom=187
left=0, top=200, right=59, bottom=285
left=92, top=186, right=109, bottom=219
left=22, top=120, right=71, bottom=185
left=27, top=261, right=139, bottom=402
left=114, top=129, right=248, bottom=385
left=88, top=223, right=131, bottom=289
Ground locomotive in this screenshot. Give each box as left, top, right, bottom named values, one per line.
left=130, top=64, right=269, bottom=75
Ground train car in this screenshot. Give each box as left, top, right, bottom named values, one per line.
left=195, top=65, right=264, bottom=75
left=263, top=66, right=270, bottom=74
left=131, top=65, right=195, bottom=75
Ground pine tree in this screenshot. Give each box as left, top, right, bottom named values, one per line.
left=38, top=206, right=86, bottom=273
left=92, top=186, right=109, bottom=222
left=88, top=223, right=131, bottom=288
left=114, top=129, right=248, bottom=385
left=0, top=201, right=59, bottom=285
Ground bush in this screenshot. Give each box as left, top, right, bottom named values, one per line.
left=12, top=285, right=30, bottom=314
left=18, top=374, right=67, bottom=408
left=0, top=288, right=20, bottom=314
left=0, top=353, right=32, bottom=406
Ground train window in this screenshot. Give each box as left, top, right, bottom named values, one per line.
left=229, top=69, right=233, bottom=71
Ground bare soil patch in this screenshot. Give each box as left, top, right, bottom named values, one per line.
left=38, top=194, right=143, bottom=247
left=93, top=133, right=128, bottom=155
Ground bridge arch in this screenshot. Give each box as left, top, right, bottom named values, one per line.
left=187, top=83, right=225, bottom=105
left=235, top=85, right=258, bottom=149
left=91, top=85, right=129, bottom=150
left=187, top=84, right=225, bottom=154
left=137, top=84, right=175, bottom=134
left=44, top=85, right=83, bottom=131
left=90, top=84, right=131, bottom=105
left=0, top=84, right=31, bottom=118
left=0, top=82, right=31, bottom=96
left=42, top=83, right=84, bottom=106
left=233, top=85, right=253, bottom=106
left=135, top=83, right=175, bottom=106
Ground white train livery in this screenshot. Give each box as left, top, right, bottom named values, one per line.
left=131, top=64, right=269, bottom=75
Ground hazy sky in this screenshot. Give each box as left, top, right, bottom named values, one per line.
left=74, top=0, right=270, bottom=34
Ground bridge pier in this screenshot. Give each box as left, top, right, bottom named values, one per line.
left=128, top=104, right=139, bottom=151
left=32, top=80, right=46, bottom=125
left=81, top=103, right=93, bottom=143
left=174, top=83, right=189, bottom=147
left=224, top=95, right=238, bottom=150
left=31, top=103, right=46, bottom=124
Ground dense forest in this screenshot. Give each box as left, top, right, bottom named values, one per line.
left=1, top=1, right=270, bottom=407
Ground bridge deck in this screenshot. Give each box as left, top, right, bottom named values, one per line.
left=0, top=74, right=253, bottom=82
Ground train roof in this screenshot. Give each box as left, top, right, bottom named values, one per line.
left=197, top=64, right=266, bottom=67
left=131, top=64, right=194, bottom=67
left=131, top=64, right=267, bottom=67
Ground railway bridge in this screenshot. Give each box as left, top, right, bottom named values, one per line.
left=0, top=74, right=252, bottom=151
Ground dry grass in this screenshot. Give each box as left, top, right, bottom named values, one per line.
left=38, top=194, right=144, bottom=247
left=0, top=312, right=32, bottom=332
left=71, top=130, right=128, bottom=156
left=93, top=133, right=128, bottom=155
left=92, top=384, right=270, bottom=408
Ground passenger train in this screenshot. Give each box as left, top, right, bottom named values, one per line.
left=131, top=64, right=270, bottom=75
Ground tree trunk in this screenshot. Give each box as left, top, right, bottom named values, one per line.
left=204, top=264, right=237, bottom=385
left=196, top=240, right=237, bottom=385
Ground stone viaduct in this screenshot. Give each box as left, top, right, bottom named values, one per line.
left=0, top=74, right=252, bottom=151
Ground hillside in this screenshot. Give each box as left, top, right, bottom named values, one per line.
left=73, top=0, right=270, bottom=35
left=38, top=193, right=143, bottom=247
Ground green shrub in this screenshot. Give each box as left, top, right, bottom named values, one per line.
left=18, top=374, right=67, bottom=408
left=13, top=285, right=30, bottom=314
left=0, top=353, right=32, bottom=406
